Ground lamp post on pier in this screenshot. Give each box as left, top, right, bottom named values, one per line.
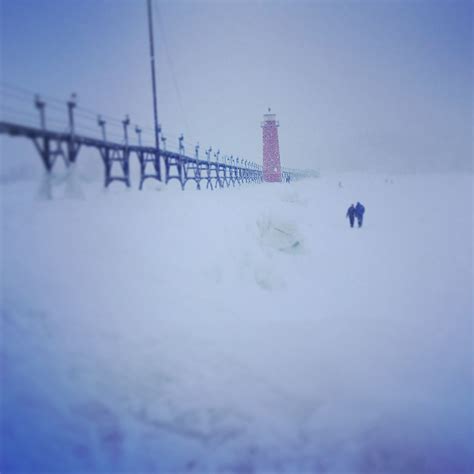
left=147, top=0, right=160, bottom=154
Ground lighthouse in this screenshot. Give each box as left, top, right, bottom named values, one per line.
left=261, top=108, right=282, bottom=182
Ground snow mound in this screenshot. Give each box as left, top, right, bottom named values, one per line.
left=257, top=214, right=303, bottom=254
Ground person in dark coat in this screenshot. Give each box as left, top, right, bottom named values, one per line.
left=355, top=201, right=365, bottom=227
left=346, top=204, right=356, bottom=228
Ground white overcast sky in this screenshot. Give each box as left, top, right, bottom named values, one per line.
left=1, top=0, right=472, bottom=174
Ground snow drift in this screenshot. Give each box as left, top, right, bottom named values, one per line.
left=1, top=172, right=473, bottom=473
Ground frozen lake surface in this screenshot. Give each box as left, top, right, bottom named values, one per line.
left=2, top=172, right=473, bottom=472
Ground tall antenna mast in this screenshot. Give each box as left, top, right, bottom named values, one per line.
left=147, top=0, right=160, bottom=152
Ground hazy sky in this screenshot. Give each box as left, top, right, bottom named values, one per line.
left=1, top=0, right=472, bottom=174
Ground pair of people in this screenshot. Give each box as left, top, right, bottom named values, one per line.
left=346, top=202, right=365, bottom=228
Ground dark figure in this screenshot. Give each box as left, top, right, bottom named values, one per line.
left=346, top=204, right=355, bottom=228
left=355, top=201, right=365, bottom=227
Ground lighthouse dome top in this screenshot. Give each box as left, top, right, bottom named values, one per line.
left=262, top=107, right=279, bottom=126
left=263, top=107, right=276, bottom=121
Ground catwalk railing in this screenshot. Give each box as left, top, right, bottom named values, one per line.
left=0, top=87, right=317, bottom=190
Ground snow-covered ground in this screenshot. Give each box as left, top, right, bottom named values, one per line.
left=1, top=172, right=473, bottom=473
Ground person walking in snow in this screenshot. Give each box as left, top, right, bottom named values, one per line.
left=355, top=201, right=365, bottom=228
left=346, top=204, right=356, bottom=228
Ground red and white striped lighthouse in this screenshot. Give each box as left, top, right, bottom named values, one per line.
left=262, top=108, right=282, bottom=182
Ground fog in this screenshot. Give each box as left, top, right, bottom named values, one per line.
left=1, top=0, right=472, bottom=178
left=1, top=2, right=473, bottom=471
